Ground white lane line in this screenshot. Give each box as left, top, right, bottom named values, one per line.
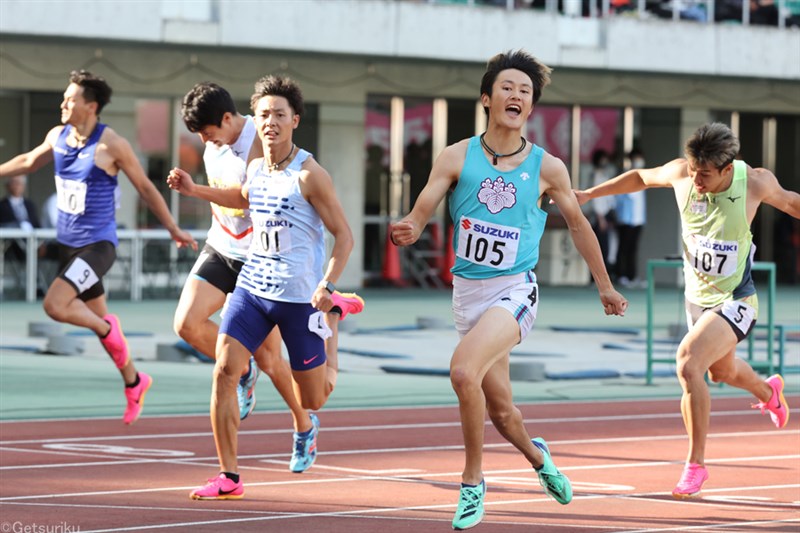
left=1, top=431, right=797, bottom=471
left=4, top=490, right=797, bottom=533
left=259, top=459, right=421, bottom=475
left=0, top=408, right=780, bottom=445
left=618, top=517, right=800, bottom=533
left=2, top=395, right=795, bottom=424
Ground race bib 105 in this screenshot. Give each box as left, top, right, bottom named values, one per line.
left=456, top=216, right=520, bottom=269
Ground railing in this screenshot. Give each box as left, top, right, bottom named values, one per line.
left=645, top=259, right=777, bottom=385
left=421, top=0, right=800, bottom=29
left=0, top=228, right=207, bottom=302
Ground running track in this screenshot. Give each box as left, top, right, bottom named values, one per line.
left=1, top=397, right=798, bottom=532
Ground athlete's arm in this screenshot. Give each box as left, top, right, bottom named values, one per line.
left=302, top=159, right=354, bottom=312
left=748, top=167, right=800, bottom=220
left=576, top=158, right=682, bottom=206
left=166, top=167, right=248, bottom=209
left=391, top=141, right=465, bottom=246
left=0, top=127, right=61, bottom=178
left=544, top=153, right=627, bottom=316
left=108, top=131, right=197, bottom=250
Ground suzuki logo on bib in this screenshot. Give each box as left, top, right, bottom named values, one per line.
left=461, top=219, right=472, bottom=230
left=478, top=177, right=517, bottom=214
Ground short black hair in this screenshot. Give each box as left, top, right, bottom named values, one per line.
left=181, top=82, right=237, bottom=132
left=685, top=123, right=740, bottom=170
left=250, top=75, right=304, bottom=117
left=480, top=50, right=551, bottom=115
left=69, top=70, right=112, bottom=114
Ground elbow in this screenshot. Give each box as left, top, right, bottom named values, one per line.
left=342, top=232, right=354, bottom=257
left=337, top=228, right=355, bottom=257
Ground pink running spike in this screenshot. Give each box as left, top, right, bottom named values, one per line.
left=752, top=374, right=790, bottom=429
left=330, top=291, right=364, bottom=320
left=99, top=314, right=130, bottom=368
left=190, top=473, right=244, bottom=500
left=123, top=372, right=152, bottom=425
left=672, top=463, right=709, bottom=499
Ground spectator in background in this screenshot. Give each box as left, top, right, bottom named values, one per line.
left=0, top=175, right=41, bottom=261
left=615, top=149, right=647, bottom=288
left=751, top=0, right=779, bottom=25
left=41, top=191, right=58, bottom=229
left=589, top=149, right=617, bottom=277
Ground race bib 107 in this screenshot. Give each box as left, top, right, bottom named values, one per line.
left=688, top=235, right=738, bottom=277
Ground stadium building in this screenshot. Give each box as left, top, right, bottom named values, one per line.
left=1, top=0, right=798, bottom=298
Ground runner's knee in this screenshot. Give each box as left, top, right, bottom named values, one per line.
left=487, top=404, right=520, bottom=433
left=42, top=295, right=66, bottom=322
left=173, top=313, right=196, bottom=341
left=212, top=356, right=242, bottom=387
left=255, top=348, right=283, bottom=377
left=299, top=391, right=326, bottom=411
left=676, top=349, right=705, bottom=383
left=450, top=365, right=480, bottom=396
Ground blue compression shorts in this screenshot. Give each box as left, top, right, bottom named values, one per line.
left=220, top=286, right=326, bottom=371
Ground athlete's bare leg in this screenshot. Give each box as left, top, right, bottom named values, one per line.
left=450, top=307, right=521, bottom=486
left=291, top=312, right=340, bottom=411
left=482, top=353, right=545, bottom=469
left=43, top=279, right=138, bottom=384
left=676, top=312, right=773, bottom=465
left=175, top=277, right=310, bottom=430
left=212, top=334, right=251, bottom=473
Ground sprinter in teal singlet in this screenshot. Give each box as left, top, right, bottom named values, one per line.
left=392, top=50, right=628, bottom=530
left=576, top=122, right=799, bottom=499
left=0, top=70, right=196, bottom=425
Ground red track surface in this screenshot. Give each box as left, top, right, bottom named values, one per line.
left=1, top=397, right=798, bottom=532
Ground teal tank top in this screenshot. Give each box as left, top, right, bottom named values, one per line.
left=449, top=136, right=547, bottom=279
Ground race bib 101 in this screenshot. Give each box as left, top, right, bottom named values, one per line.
left=456, top=216, right=520, bottom=269
left=253, top=217, right=292, bottom=258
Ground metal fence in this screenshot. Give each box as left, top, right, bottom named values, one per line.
left=0, top=229, right=207, bottom=302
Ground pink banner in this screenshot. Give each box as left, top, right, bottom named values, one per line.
left=526, top=106, right=620, bottom=163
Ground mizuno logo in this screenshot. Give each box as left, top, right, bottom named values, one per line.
left=727, top=196, right=740, bottom=203
left=303, top=355, right=319, bottom=365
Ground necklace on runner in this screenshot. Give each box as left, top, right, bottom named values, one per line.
left=267, top=144, right=296, bottom=171
left=479, top=133, right=526, bottom=166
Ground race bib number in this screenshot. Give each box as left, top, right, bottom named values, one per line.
left=254, top=218, right=291, bottom=257
left=55, top=175, right=87, bottom=215
left=456, top=216, right=520, bottom=269
left=64, top=257, right=99, bottom=293
left=688, top=236, right=738, bottom=277
left=720, top=299, right=756, bottom=337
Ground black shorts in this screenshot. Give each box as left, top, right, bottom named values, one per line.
left=685, top=296, right=758, bottom=343
left=188, top=244, right=244, bottom=294
left=57, top=241, right=116, bottom=301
